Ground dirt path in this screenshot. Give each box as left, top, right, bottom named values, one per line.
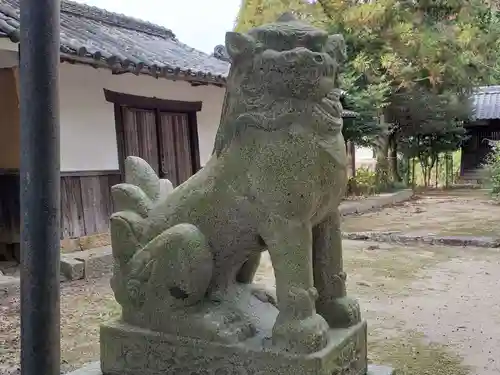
left=1, top=190, right=499, bottom=374
left=336, top=189, right=500, bottom=375
left=342, top=189, right=500, bottom=237
left=256, top=240, right=500, bottom=375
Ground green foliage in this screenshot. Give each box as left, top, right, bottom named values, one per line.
left=234, top=0, right=324, bottom=32
left=340, top=75, right=390, bottom=145
left=347, top=167, right=378, bottom=196
left=405, top=150, right=462, bottom=188
left=390, top=87, right=469, bottom=186
left=483, top=141, right=500, bottom=198
left=233, top=0, right=500, bottom=184
left=347, top=166, right=407, bottom=196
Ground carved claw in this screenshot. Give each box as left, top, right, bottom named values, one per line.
left=318, top=296, right=361, bottom=329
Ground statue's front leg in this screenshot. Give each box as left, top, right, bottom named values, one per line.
left=236, top=253, right=261, bottom=284
left=313, top=209, right=361, bottom=328
left=260, top=215, right=328, bottom=354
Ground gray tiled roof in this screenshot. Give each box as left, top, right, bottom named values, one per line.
left=471, top=85, right=500, bottom=120
left=0, top=0, right=230, bottom=84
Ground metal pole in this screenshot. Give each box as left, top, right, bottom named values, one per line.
left=20, top=1, right=61, bottom=375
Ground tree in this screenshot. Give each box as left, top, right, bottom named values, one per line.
left=390, top=87, right=469, bottom=186
left=339, top=73, right=390, bottom=146
left=234, top=0, right=321, bottom=32
left=314, top=0, right=500, bottom=183
left=234, top=0, right=388, bottom=146
left=234, top=0, right=500, bottom=186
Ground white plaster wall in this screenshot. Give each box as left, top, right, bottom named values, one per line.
left=0, top=49, right=18, bottom=68
left=355, top=146, right=374, bottom=160
left=0, top=39, right=18, bottom=52
left=59, top=63, right=225, bottom=171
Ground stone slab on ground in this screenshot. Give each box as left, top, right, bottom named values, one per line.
left=75, top=246, right=113, bottom=279
left=340, top=190, right=413, bottom=216
left=99, top=320, right=368, bottom=375
left=60, top=256, right=85, bottom=280
left=60, top=246, right=113, bottom=281
left=343, top=231, right=500, bottom=248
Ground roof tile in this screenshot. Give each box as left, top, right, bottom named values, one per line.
left=0, top=0, right=230, bottom=84
left=471, top=85, right=500, bottom=120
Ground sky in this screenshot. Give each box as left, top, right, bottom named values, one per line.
left=72, top=0, right=241, bottom=54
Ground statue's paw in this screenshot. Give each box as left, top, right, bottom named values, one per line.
left=317, top=296, right=361, bottom=328
left=250, top=285, right=277, bottom=307
left=194, top=306, right=256, bottom=344
left=271, top=313, right=329, bottom=354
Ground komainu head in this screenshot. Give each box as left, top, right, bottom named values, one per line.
left=213, top=13, right=346, bottom=156
left=225, top=13, right=345, bottom=102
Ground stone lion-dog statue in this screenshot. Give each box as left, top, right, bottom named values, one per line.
left=108, top=13, right=360, bottom=355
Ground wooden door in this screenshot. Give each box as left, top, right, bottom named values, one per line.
left=158, top=112, right=195, bottom=186
left=121, top=107, right=160, bottom=174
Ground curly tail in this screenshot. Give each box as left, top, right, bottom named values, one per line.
left=110, top=156, right=174, bottom=266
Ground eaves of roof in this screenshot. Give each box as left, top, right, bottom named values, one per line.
left=0, top=0, right=229, bottom=86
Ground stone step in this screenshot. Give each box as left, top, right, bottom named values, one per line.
left=60, top=246, right=113, bottom=281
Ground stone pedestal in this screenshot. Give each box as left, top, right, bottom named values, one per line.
left=99, top=320, right=368, bottom=375
left=66, top=360, right=396, bottom=375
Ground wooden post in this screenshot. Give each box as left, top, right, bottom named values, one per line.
left=12, top=66, right=20, bottom=104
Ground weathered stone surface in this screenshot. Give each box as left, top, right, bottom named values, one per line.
left=60, top=246, right=114, bottom=281
left=100, top=319, right=368, bottom=375
left=77, top=246, right=114, bottom=279
left=106, top=12, right=361, bottom=356
left=67, top=361, right=397, bottom=375
left=60, top=256, right=85, bottom=281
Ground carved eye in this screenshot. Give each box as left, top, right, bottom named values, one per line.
left=314, top=54, right=324, bottom=63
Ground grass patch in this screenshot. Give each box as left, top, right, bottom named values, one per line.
left=369, top=330, right=469, bottom=375
left=343, top=241, right=457, bottom=296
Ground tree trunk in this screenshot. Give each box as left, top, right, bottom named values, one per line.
left=389, top=136, right=401, bottom=183
left=375, top=115, right=390, bottom=190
